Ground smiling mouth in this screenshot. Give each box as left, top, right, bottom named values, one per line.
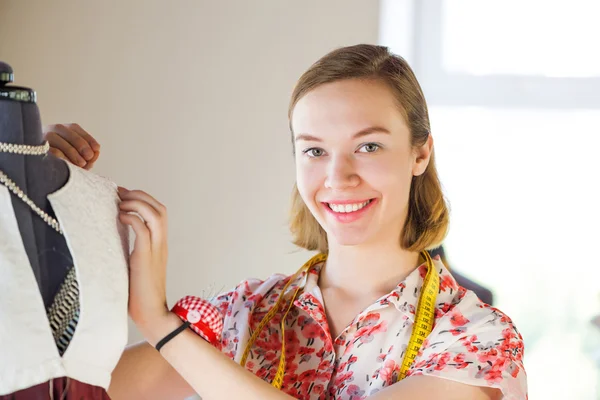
left=326, top=199, right=373, bottom=213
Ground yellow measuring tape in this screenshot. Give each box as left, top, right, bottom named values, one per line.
left=398, top=250, right=439, bottom=380
left=239, top=251, right=439, bottom=387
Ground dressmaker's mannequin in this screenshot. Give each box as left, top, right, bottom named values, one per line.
left=0, top=62, right=127, bottom=399
left=0, top=62, right=72, bottom=315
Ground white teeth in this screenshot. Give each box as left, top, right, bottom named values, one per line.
left=328, top=200, right=371, bottom=213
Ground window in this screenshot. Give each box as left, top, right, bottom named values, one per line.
left=380, top=1, right=600, bottom=398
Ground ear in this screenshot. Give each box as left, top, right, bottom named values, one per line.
left=412, top=134, right=434, bottom=177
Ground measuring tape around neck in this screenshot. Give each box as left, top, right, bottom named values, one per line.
left=398, top=250, right=439, bottom=380
left=239, top=251, right=439, bottom=388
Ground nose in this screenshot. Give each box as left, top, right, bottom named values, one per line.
left=324, top=154, right=360, bottom=190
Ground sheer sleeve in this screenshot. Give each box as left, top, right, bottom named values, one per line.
left=408, top=292, right=527, bottom=400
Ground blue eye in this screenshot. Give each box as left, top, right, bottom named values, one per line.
left=303, top=148, right=325, bottom=158
left=358, top=143, right=381, bottom=153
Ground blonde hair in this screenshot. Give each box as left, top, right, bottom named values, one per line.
left=288, top=44, right=449, bottom=253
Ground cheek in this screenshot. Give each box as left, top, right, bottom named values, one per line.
left=364, top=156, right=412, bottom=200
left=295, top=159, right=323, bottom=204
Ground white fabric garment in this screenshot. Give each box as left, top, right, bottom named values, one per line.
left=0, top=162, right=130, bottom=395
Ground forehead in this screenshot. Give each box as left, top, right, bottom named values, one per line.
left=291, top=78, right=408, bottom=138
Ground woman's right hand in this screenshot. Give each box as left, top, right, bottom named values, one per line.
left=43, top=123, right=101, bottom=170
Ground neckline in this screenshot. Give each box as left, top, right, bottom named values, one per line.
left=0, top=158, right=76, bottom=202
left=297, top=257, right=448, bottom=321
left=0, top=161, right=78, bottom=361
left=47, top=160, right=76, bottom=201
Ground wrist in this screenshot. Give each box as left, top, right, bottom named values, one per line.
left=140, top=311, right=183, bottom=348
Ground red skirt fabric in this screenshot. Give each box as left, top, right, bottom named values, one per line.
left=0, top=378, right=111, bottom=400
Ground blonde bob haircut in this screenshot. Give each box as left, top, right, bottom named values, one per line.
left=287, top=44, right=450, bottom=254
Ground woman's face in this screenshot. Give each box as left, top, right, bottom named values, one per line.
left=292, top=78, right=431, bottom=249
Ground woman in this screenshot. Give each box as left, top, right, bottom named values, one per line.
left=45, top=44, right=527, bottom=399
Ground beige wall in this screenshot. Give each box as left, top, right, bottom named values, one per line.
left=0, top=0, right=381, bottom=344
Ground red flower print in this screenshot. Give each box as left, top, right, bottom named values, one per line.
left=357, top=320, right=388, bottom=338
left=333, top=371, right=354, bottom=387
left=452, top=353, right=470, bottom=369
left=347, top=355, right=358, bottom=369
left=298, top=369, right=317, bottom=382
left=284, top=329, right=301, bottom=357
left=434, top=352, right=451, bottom=371
left=346, top=384, right=366, bottom=400
left=502, top=327, right=517, bottom=342
left=267, top=292, right=279, bottom=305
left=477, top=347, right=499, bottom=364
left=316, top=369, right=332, bottom=383
left=256, top=366, right=270, bottom=380
left=244, top=293, right=263, bottom=309
left=444, top=326, right=468, bottom=336
left=316, top=347, right=328, bottom=358
left=299, top=319, right=325, bottom=346
left=263, top=350, right=278, bottom=362
left=211, top=256, right=527, bottom=399
left=499, top=330, right=524, bottom=361
left=379, top=359, right=400, bottom=384
left=297, top=381, right=313, bottom=397
left=256, top=329, right=281, bottom=351
left=477, top=356, right=511, bottom=384
left=439, top=274, right=456, bottom=293
left=508, top=361, right=521, bottom=378
left=357, top=313, right=380, bottom=328
left=298, top=346, right=315, bottom=355
left=460, top=335, right=480, bottom=353
left=312, top=384, right=325, bottom=395
left=284, top=358, right=299, bottom=376
left=297, top=315, right=310, bottom=329
left=435, top=308, right=444, bottom=319
left=439, top=302, right=453, bottom=313
left=500, top=313, right=512, bottom=324
left=282, top=372, right=299, bottom=389
left=449, top=309, right=470, bottom=327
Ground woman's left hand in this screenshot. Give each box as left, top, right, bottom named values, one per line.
left=118, top=187, right=170, bottom=338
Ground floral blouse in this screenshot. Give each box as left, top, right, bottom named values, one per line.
left=208, top=255, right=527, bottom=399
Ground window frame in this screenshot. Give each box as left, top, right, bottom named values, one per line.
left=379, top=0, right=600, bottom=109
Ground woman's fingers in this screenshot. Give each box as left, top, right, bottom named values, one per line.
left=84, top=150, right=100, bottom=170
left=52, top=124, right=95, bottom=161
left=43, top=123, right=102, bottom=169
left=118, top=188, right=167, bottom=219
left=119, top=213, right=151, bottom=253
left=45, top=131, right=87, bottom=167
left=69, top=123, right=101, bottom=153
left=119, top=196, right=168, bottom=251
left=119, top=200, right=163, bottom=227
left=117, top=189, right=169, bottom=330
left=48, top=147, right=68, bottom=161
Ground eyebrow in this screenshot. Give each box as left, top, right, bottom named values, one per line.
left=294, top=126, right=391, bottom=142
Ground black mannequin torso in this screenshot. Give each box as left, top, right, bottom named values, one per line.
left=0, top=62, right=122, bottom=399
left=0, top=61, right=72, bottom=311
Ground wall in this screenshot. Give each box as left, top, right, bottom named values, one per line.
left=0, top=0, right=381, bottom=344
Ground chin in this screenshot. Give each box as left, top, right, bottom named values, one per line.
left=325, top=230, right=374, bottom=248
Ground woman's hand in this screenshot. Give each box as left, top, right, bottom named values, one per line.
left=43, top=123, right=101, bottom=170
left=118, top=187, right=171, bottom=339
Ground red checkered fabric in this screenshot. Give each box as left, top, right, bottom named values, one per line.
left=171, top=296, right=223, bottom=347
